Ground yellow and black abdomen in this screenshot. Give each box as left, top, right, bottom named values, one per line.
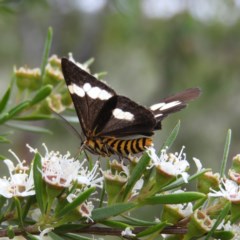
left=85, top=137, right=152, bottom=157
left=105, top=137, right=153, bottom=156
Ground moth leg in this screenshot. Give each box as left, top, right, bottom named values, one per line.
left=74, top=142, right=91, bottom=163
left=73, top=143, right=85, bottom=159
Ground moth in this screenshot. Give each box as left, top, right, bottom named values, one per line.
left=61, top=58, right=200, bottom=157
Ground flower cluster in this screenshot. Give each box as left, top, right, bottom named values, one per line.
left=0, top=150, right=35, bottom=198
left=2, top=46, right=240, bottom=239
left=0, top=143, right=103, bottom=234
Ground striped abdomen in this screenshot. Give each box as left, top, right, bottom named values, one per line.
left=85, top=137, right=153, bottom=157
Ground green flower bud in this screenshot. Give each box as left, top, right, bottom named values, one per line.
left=43, top=63, right=63, bottom=86
left=48, top=54, right=61, bottom=68
left=103, top=170, right=127, bottom=204
left=14, top=66, right=41, bottom=91
left=197, top=171, right=220, bottom=194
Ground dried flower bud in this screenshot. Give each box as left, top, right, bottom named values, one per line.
left=186, top=210, right=213, bottom=239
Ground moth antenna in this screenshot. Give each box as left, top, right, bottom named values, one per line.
left=51, top=109, right=84, bottom=143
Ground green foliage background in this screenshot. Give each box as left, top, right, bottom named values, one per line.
left=0, top=0, right=240, bottom=171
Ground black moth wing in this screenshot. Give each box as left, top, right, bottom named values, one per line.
left=149, top=88, right=201, bottom=130
left=61, top=58, right=116, bottom=136
left=97, top=95, right=157, bottom=138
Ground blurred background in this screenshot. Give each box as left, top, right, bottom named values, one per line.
left=0, top=0, right=240, bottom=171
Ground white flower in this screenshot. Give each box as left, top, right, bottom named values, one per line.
left=167, top=202, right=193, bottom=217
left=77, top=160, right=103, bottom=188
left=193, top=157, right=203, bottom=172
left=209, top=179, right=240, bottom=202
left=147, top=146, right=190, bottom=183
left=0, top=150, right=35, bottom=198
left=121, top=227, right=136, bottom=237
left=27, top=143, right=81, bottom=188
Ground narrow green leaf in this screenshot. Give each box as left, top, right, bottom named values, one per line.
left=83, top=58, right=94, bottom=68
left=0, top=101, right=30, bottom=123
left=30, top=85, right=52, bottom=105
left=162, top=168, right=210, bottom=192
left=14, top=114, right=53, bottom=121
left=41, top=27, right=53, bottom=78
left=91, top=202, right=136, bottom=221
left=220, top=129, right=232, bottom=178
left=48, top=232, right=65, bottom=240
left=205, top=202, right=231, bottom=240
left=193, top=197, right=208, bottom=211
left=0, top=85, right=11, bottom=114
left=56, top=187, right=95, bottom=218
left=142, top=192, right=206, bottom=205
left=101, top=220, right=130, bottom=229
left=0, top=136, right=11, bottom=143
left=98, top=182, right=105, bottom=208
left=94, top=71, right=107, bottom=79
left=0, top=6, right=15, bottom=14
left=121, top=215, right=158, bottom=227
left=8, top=101, right=30, bottom=118
left=33, top=152, right=46, bottom=214
left=123, top=153, right=150, bottom=200
left=160, top=120, right=180, bottom=151
left=14, top=197, right=23, bottom=228
left=0, top=196, right=7, bottom=211
left=6, top=122, right=52, bottom=134
left=136, top=222, right=168, bottom=238
left=0, top=155, right=7, bottom=160
left=22, top=196, right=36, bottom=220
left=64, top=233, right=93, bottom=240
